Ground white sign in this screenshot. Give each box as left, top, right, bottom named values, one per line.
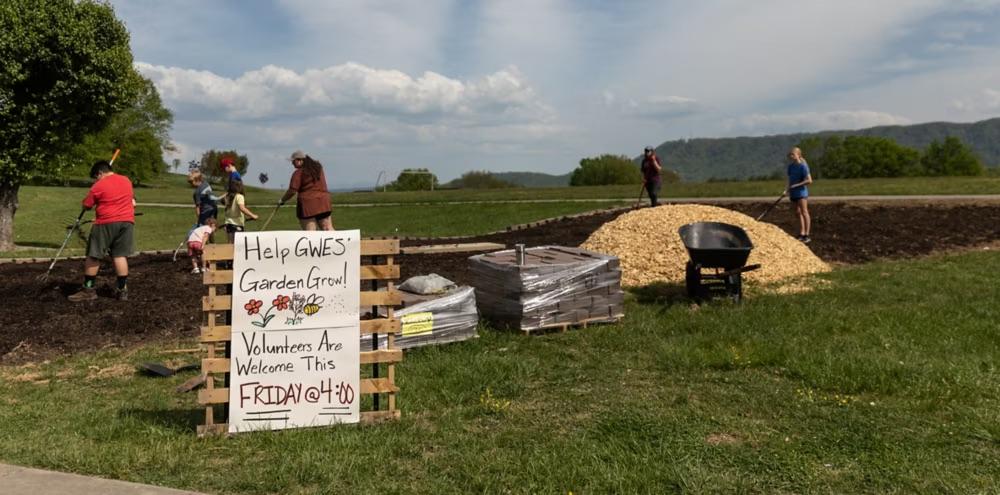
left=228, top=231, right=361, bottom=432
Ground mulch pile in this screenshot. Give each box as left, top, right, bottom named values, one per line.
left=2, top=200, right=999, bottom=364
left=580, top=204, right=830, bottom=287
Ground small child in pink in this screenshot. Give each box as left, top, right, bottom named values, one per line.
left=187, top=217, right=216, bottom=274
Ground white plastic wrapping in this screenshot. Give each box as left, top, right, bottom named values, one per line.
left=469, top=245, right=625, bottom=331
left=361, top=286, right=478, bottom=350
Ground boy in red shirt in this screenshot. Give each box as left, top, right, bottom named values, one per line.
left=68, top=160, right=136, bottom=302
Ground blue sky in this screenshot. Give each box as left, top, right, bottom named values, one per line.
left=111, top=0, right=1000, bottom=188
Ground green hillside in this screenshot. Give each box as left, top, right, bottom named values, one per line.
left=653, top=117, right=1000, bottom=181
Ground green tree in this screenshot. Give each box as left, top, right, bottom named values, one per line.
left=447, top=171, right=517, bottom=189
left=0, top=0, right=143, bottom=250
left=801, top=136, right=920, bottom=179
left=388, top=168, right=438, bottom=191
left=61, top=77, right=175, bottom=185
left=570, top=154, right=642, bottom=186
left=920, top=136, right=984, bottom=176
left=199, top=149, right=249, bottom=183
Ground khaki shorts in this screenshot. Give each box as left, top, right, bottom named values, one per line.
left=87, top=222, right=135, bottom=259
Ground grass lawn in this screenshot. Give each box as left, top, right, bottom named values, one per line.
left=4, top=184, right=628, bottom=257
left=123, top=174, right=1000, bottom=205
left=1, top=251, right=997, bottom=493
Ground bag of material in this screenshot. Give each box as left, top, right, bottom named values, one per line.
left=398, top=273, right=457, bottom=295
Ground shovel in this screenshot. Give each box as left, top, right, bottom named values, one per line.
left=138, top=362, right=200, bottom=377
left=635, top=181, right=646, bottom=207
left=755, top=191, right=787, bottom=222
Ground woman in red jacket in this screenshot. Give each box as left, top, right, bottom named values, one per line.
left=279, top=150, right=333, bottom=231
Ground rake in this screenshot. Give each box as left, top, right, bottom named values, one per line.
left=173, top=224, right=198, bottom=261
left=38, top=210, right=88, bottom=282
left=755, top=191, right=787, bottom=222
left=259, top=202, right=283, bottom=231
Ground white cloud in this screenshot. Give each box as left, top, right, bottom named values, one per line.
left=724, top=111, right=912, bottom=136
left=137, top=62, right=554, bottom=123
left=605, top=92, right=704, bottom=118
left=953, top=89, right=1000, bottom=112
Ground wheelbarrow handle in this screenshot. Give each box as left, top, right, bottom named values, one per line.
left=720, top=263, right=762, bottom=278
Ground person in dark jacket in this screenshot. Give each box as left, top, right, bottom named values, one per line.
left=640, top=145, right=663, bottom=207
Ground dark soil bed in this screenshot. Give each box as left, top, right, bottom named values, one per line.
left=3, top=200, right=999, bottom=364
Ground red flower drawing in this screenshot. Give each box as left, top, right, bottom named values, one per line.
left=244, top=299, right=263, bottom=315
left=272, top=294, right=291, bottom=311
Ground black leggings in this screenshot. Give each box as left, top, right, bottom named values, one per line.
left=645, top=181, right=662, bottom=206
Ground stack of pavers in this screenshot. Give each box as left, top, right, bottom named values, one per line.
left=469, top=245, right=624, bottom=333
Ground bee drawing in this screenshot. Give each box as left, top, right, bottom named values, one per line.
left=303, top=294, right=325, bottom=316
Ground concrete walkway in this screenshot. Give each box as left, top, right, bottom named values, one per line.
left=0, top=464, right=206, bottom=495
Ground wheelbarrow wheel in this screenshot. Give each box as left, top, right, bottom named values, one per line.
left=725, top=272, right=743, bottom=303
left=685, top=261, right=702, bottom=299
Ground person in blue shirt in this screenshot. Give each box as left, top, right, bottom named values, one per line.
left=786, top=147, right=813, bottom=243
left=220, top=157, right=242, bottom=185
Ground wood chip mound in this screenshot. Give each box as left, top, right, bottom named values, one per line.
left=581, top=204, right=831, bottom=287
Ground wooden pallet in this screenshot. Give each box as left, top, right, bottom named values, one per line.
left=518, top=314, right=624, bottom=335
left=197, top=239, right=402, bottom=436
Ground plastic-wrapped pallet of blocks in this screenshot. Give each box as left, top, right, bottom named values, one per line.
left=361, top=286, right=478, bottom=350
left=469, top=245, right=624, bottom=333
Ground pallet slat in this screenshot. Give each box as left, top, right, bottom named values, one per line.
left=360, top=349, right=403, bottom=364
left=198, top=410, right=401, bottom=434
left=198, top=388, right=229, bottom=405
left=204, top=292, right=400, bottom=311
left=197, top=376, right=397, bottom=407
left=204, top=239, right=399, bottom=261
left=202, top=358, right=229, bottom=374
left=200, top=325, right=232, bottom=343
left=360, top=290, right=401, bottom=307
left=202, top=265, right=400, bottom=285
left=360, top=318, right=401, bottom=335
left=359, top=239, right=400, bottom=256
left=361, top=410, right=401, bottom=424
left=361, top=377, right=399, bottom=394
left=201, top=319, right=401, bottom=343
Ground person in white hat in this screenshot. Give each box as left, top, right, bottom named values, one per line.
left=279, top=150, right=333, bottom=230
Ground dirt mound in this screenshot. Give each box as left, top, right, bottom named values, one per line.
left=581, top=204, right=831, bottom=287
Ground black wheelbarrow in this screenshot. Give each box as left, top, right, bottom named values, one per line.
left=678, top=222, right=761, bottom=302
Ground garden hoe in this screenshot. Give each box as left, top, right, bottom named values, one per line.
left=635, top=181, right=646, bottom=207
left=259, top=203, right=282, bottom=231
left=755, top=191, right=787, bottom=222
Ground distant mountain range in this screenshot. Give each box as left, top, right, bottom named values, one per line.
left=484, top=118, right=1000, bottom=186
left=649, top=117, right=1000, bottom=181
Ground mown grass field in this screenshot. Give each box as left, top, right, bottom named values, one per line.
left=7, top=173, right=1000, bottom=258
left=4, top=184, right=628, bottom=257
left=0, top=251, right=997, bottom=493
left=110, top=173, right=1000, bottom=205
